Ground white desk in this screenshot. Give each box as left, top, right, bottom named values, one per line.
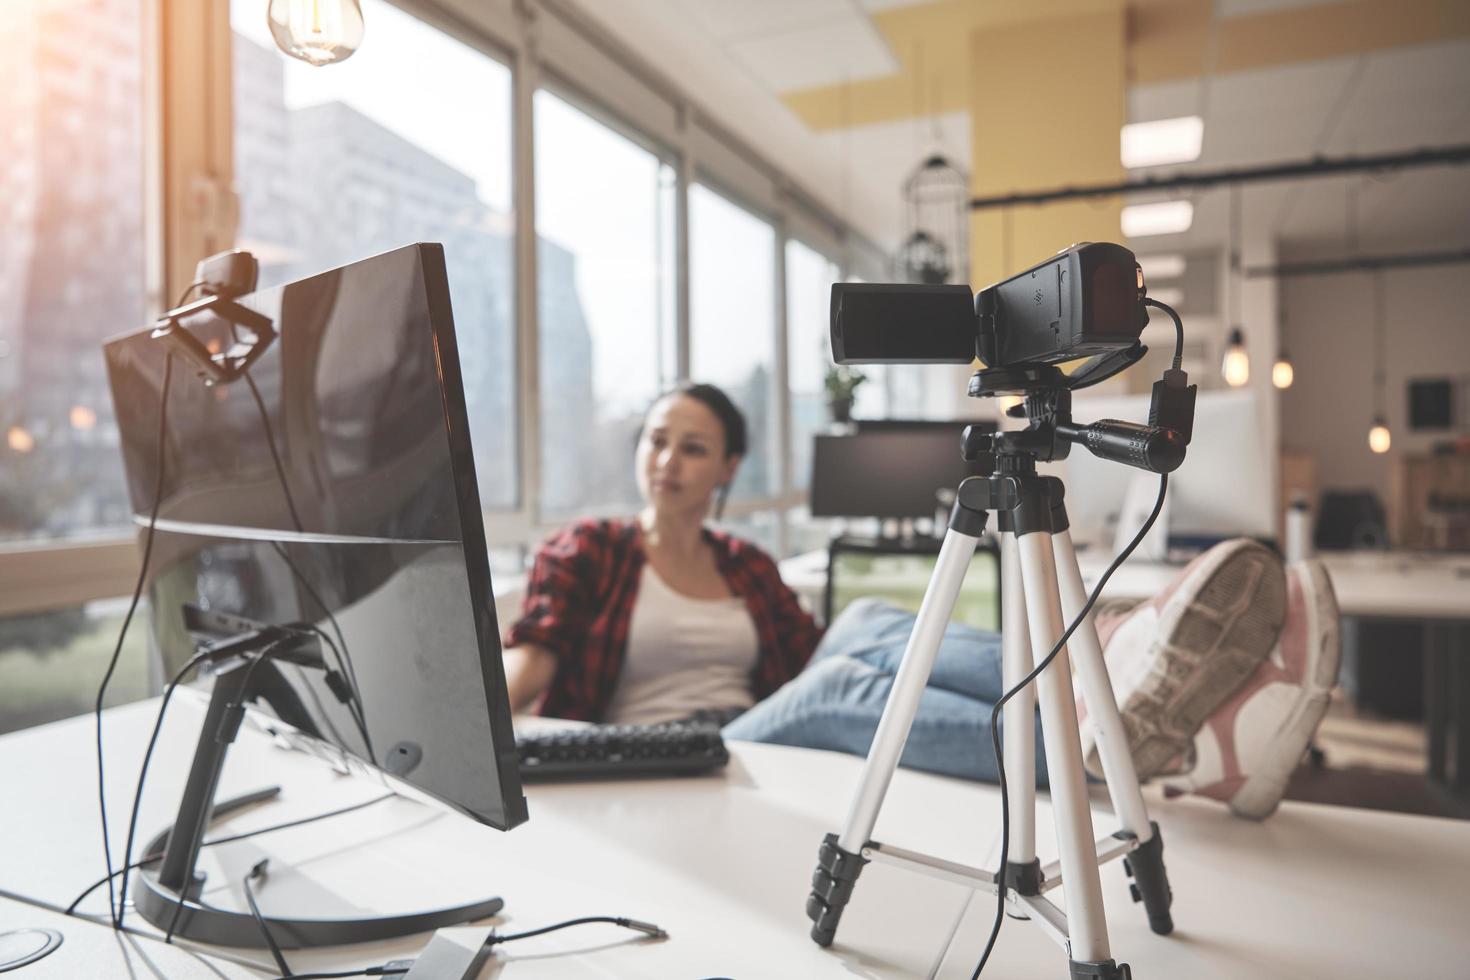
left=4, top=697, right=1470, bottom=978
left=0, top=894, right=255, bottom=978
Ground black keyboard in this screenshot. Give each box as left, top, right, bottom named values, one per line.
left=516, top=720, right=730, bottom=781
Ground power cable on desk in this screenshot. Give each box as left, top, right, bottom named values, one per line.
left=266, top=916, right=668, bottom=980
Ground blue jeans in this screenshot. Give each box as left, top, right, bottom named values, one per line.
left=723, top=598, right=1049, bottom=785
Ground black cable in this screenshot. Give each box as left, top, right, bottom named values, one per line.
left=93, top=350, right=175, bottom=928
left=244, top=859, right=292, bottom=976
left=971, top=474, right=1169, bottom=979
left=241, top=371, right=375, bottom=765
left=270, top=969, right=406, bottom=980
left=65, top=792, right=396, bottom=915
left=111, top=649, right=209, bottom=927
left=258, top=915, right=666, bottom=980
left=1144, top=298, right=1185, bottom=369
left=488, top=915, right=668, bottom=945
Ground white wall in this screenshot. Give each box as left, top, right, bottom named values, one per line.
left=1279, top=260, right=1470, bottom=503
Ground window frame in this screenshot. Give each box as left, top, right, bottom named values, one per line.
left=0, top=0, right=890, bottom=627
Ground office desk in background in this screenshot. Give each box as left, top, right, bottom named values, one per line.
left=3, top=696, right=1470, bottom=978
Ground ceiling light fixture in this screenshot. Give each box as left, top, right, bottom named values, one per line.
left=1121, top=200, right=1194, bottom=238
left=1368, top=270, right=1391, bottom=453
left=1222, top=185, right=1249, bottom=387
left=1272, top=312, right=1293, bottom=389
left=1137, top=254, right=1186, bottom=280
left=268, top=0, right=364, bottom=66
left=1121, top=115, right=1204, bottom=169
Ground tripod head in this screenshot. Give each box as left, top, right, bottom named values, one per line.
left=961, top=386, right=1188, bottom=477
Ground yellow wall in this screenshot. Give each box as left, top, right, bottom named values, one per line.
left=968, top=6, right=1126, bottom=288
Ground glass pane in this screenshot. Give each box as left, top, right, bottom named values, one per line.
left=786, top=241, right=840, bottom=492
left=230, top=0, right=517, bottom=508
left=534, top=90, right=676, bottom=516
left=690, top=184, right=777, bottom=500
left=0, top=600, right=151, bottom=735
left=0, top=0, right=148, bottom=544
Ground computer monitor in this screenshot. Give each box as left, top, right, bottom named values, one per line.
left=1061, top=388, right=1275, bottom=546
left=102, top=243, right=525, bottom=946
left=810, top=420, right=995, bottom=520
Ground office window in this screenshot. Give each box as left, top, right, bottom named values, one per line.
left=786, top=240, right=840, bottom=492
left=230, top=0, right=517, bottom=508
left=0, top=0, right=148, bottom=544
left=0, top=600, right=150, bottom=735
left=534, top=90, right=676, bottom=516
left=690, top=184, right=777, bottom=500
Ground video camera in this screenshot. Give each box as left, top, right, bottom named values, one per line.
left=830, top=242, right=1194, bottom=475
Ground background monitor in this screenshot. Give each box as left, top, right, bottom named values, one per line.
left=1409, top=378, right=1454, bottom=430
left=810, top=420, right=995, bottom=520
left=103, top=243, right=527, bottom=831
left=1060, top=388, right=1275, bottom=545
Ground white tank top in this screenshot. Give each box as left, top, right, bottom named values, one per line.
left=603, top=564, right=759, bottom=726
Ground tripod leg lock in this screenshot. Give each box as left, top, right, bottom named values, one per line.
left=807, top=833, right=869, bottom=947
left=1069, top=958, right=1132, bottom=979
left=1003, top=857, right=1044, bottom=896
left=1116, top=820, right=1174, bottom=935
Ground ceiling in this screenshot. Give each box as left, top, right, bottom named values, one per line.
left=564, top=0, right=1470, bottom=263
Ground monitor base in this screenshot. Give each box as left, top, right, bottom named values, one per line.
left=131, top=787, right=503, bottom=949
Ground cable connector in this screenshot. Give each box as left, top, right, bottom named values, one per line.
left=1148, top=368, right=1196, bottom=447
left=617, top=918, right=669, bottom=940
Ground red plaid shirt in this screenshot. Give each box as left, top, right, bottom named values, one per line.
left=504, top=518, right=822, bottom=722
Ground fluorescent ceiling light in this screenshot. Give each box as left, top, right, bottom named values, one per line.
left=1121, top=116, right=1204, bottom=169
left=1138, top=253, right=1186, bottom=280
left=1122, top=201, right=1194, bottom=238
left=1148, top=286, right=1185, bottom=308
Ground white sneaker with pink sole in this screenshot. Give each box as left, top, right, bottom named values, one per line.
left=1080, top=538, right=1288, bottom=782
left=1159, top=559, right=1342, bottom=819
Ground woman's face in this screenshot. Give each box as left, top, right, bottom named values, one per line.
left=636, top=395, right=741, bottom=519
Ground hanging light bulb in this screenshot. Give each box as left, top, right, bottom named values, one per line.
left=267, top=0, right=364, bottom=66
left=1368, top=416, right=1391, bottom=454
left=1367, top=270, right=1390, bottom=454
left=1222, top=327, right=1250, bottom=387
left=1271, top=350, right=1294, bottom=389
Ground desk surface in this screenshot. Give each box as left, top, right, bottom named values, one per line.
left=0, top=894, right=255, bottom=978
left=782, top=547, right=1470, bottom=621
left=5, top=697, right=1470, bottom=978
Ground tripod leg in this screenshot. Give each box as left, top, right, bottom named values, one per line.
left=1053, top=529, right=1174, bottom=935
left=807, top=528, right=982, bottom=947
left=1000, top=534, right=1039, bottom=885
left=1015, top=531, right=1112, bottom=966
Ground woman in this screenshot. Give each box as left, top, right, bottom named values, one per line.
left=501, top=383, right=821, bottom=724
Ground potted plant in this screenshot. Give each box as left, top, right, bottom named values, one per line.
left=825, top=365, right=868, bottom=424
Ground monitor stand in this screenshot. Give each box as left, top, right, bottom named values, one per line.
left=131, top=649, right=503, bottom=948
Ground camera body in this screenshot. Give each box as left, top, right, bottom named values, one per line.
left=829, top=242, right=1147, bottom=369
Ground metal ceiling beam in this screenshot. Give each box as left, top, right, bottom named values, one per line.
left=1245, top=248, right=1470, bottom=279
left=969, top=145, right=1470, bottom=210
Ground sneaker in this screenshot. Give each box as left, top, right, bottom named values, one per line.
left=1079, top=539, right=1288, bottom=781
left=1160, top=559, right=1342, bottom=819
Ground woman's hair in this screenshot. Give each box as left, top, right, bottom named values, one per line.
left=641, top=382, right=747, bottom=518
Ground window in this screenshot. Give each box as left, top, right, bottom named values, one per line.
left=690, top=184, right=777, bottom=501
left=0, top=0, right=148, bottom=544
left=534, top=89, right=676, bottom=516
left=786, top=240, right=840, bottom=492
left=0, top=600, right=150, bottom=736
left=229, top=0, right=517, bottom=508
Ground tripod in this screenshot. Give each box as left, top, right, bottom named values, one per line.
left=806, top=412, right=1176, bottom=979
